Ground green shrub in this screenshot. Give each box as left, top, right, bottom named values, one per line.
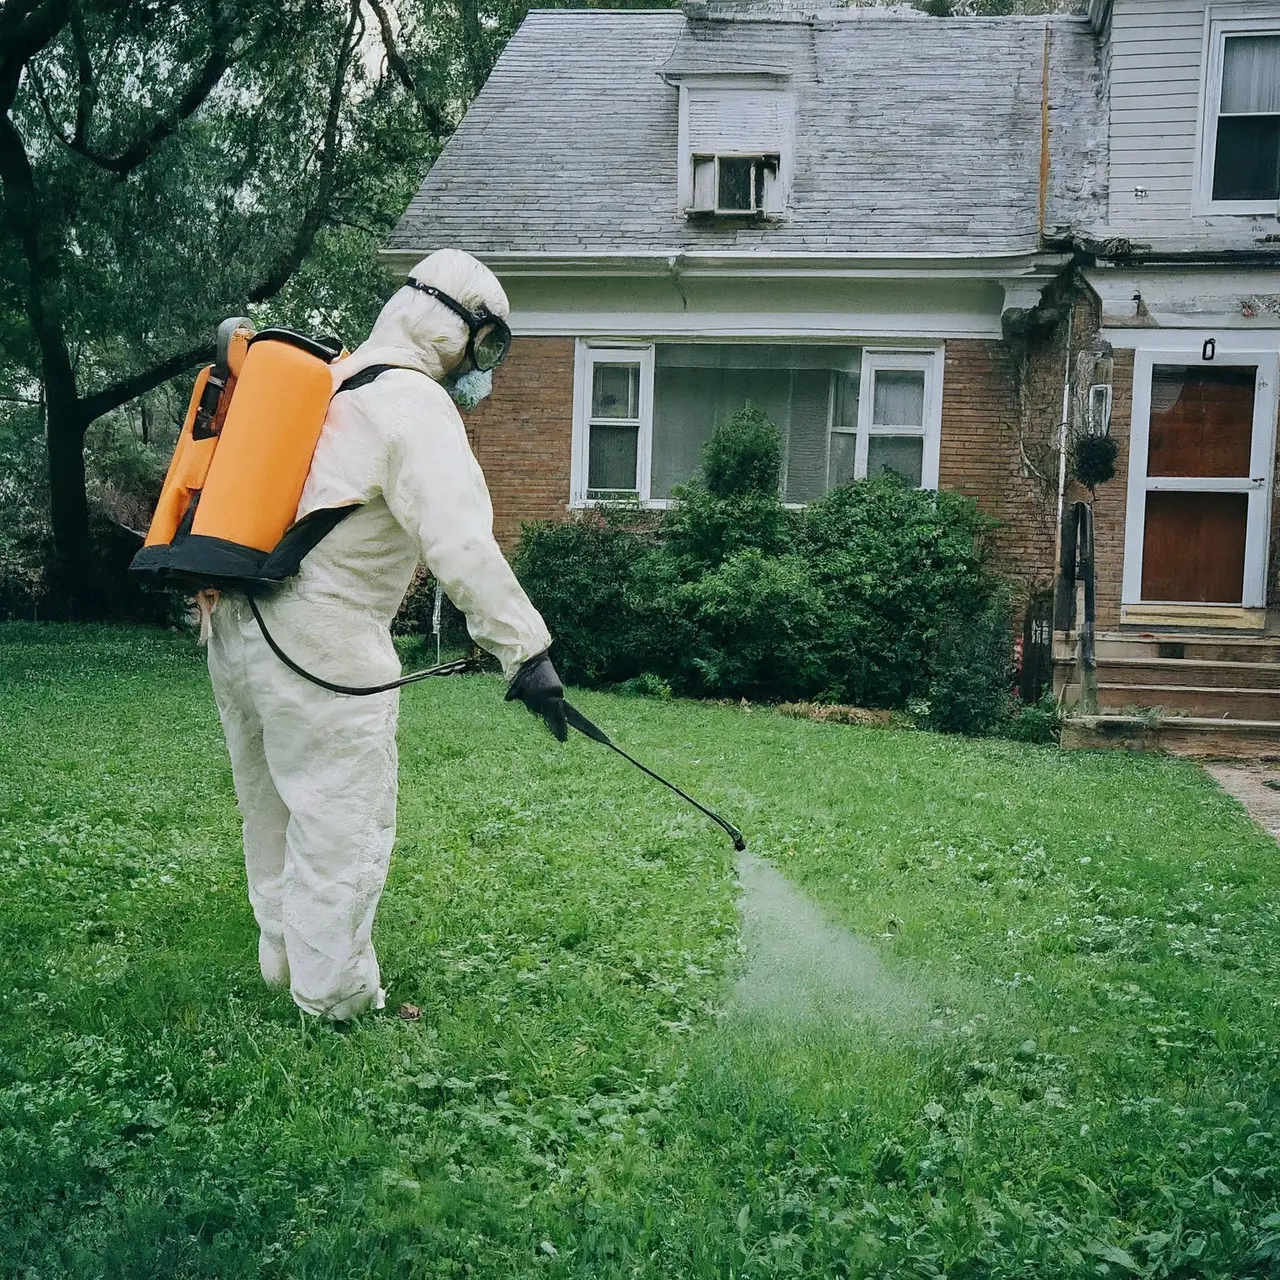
left=514, top=420, right=1014, bottom=731
left=615, top=672, right=673, bottom=700
left=925, top=599, right=1015, bottom=735
left=664, top=410, right=796, bottom=571
left=701, top=402, right=782, bottom=499
left=511, top=509, right=665, bottom=686
left=801, top=476, right=999, bottom=708
left=677, top=550, right=827, bottom=700
left=1007, top=689, right=1062, bottom=744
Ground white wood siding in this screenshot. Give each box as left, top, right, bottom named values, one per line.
left=1106, top=0, right=1280, bottom=241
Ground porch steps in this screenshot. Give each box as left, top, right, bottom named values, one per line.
left=1061, top=716, right=1280, bottom=761
left=1056, top=631, right=1280, bottom=758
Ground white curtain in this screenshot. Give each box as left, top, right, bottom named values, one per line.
left=651, top=346, right=862, bottom=501
left=1222, top=35, right=1280, bottom=115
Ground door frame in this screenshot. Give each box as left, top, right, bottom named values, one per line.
left=1122, top=342, right=1280, bottom=609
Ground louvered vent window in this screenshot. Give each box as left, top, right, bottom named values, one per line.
left=682, top=86, right=791, bottom=218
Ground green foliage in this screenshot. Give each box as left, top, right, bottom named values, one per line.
left=3, top=626, right=1280, bottom=1276
left=518, top=417, right=1009, bottom=723
left=1008, top=689, right=1063, bottom=744
left=678, top=550, right=827, bottom=701
left=924, top=599, right=1015, bottom=735
left=0, top=404, right=50, bottom=619
left=700, top=403, right=782, bottom=499
left=800, top=477, right=999, bottom=709
left=615, top=672, right=673, bottom=699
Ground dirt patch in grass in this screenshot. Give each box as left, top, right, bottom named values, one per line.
left=1206, top=762, right=1280, bottom=841
left=732, top=851, right=921, bottom=1024
left=776, top=703, right=894, bottom=727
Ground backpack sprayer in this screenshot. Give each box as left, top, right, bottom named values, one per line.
left=131, top=317, right=746, bottom=853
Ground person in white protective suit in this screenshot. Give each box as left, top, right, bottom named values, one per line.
left=207, top=248, right=566, bottom=1020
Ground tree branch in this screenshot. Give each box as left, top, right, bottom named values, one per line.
left=246, top=0, right=360, bottom=303
left=0, top=0, right=71, bottom=116
left=33, top=0, right=234, bottom=176
left=69, top=0, right=94, bottom=147
left=80, top=343, right=213, bottom=423
left=455, top=0, right=487, bottom=98
left=363, top=0, right=447, bottom=139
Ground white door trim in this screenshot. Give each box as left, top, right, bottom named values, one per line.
left=1123, top=344, right=1280, bottom=609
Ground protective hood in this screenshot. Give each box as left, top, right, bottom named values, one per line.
left=332, top=290, right=452, bottom=392
left=332, top=249, right=511, bottom=393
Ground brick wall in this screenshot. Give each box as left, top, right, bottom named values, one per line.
left=939, top=339, right=1062, bottom=604
left=470, top=331, right=1097, bottom=611
left=465, top=337, right=576, bottom=550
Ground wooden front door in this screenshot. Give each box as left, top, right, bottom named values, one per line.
left=1125, top=350, right=1279, bottom=609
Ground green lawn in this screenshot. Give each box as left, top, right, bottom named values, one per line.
left=2, top=624, right=1280, bottom=1279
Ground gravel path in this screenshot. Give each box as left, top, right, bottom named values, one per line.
left=1205, top=762, right=1280, bottom=842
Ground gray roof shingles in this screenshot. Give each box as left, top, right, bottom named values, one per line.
left=387, top=7, right=1105, bottom=260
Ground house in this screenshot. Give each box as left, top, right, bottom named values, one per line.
left=385, top=0, right=1280, bottom=752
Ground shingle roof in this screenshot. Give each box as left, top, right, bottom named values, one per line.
left=387, top=7, right=1106, bottom=261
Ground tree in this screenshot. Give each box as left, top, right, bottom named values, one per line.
left=0, top=0, right=459, bottom=612
left=0, top=0, right=676, bottom=616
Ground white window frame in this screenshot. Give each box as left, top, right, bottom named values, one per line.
left=842, top=349, right=945, bottom=491
left=1194, top=10, right=1280, bottom=217
left=571, top=341, right=945, bottom=509
left=571, top=342, right=654, bottom=505
left=689, top=152, right=782, bottom=216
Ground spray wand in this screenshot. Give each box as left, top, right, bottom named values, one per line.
left=561, top=701, right=746, bottom=852
left=248, top=597, right=745, bottom=850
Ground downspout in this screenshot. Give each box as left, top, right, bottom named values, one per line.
left=1039, top=21, right=1052, bottom=241
left=1042, top=18, right=1073, bottom=640
left=667, top=253, right=689, bottom=310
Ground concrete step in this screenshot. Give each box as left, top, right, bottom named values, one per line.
left=1058, top=631, right=1280, bottom=665
left=1059, top=657, right=1280, bottom=690
left=1063, top=715, right=1280, bottom=760
left=1064, top=683, right=1280, bottom=721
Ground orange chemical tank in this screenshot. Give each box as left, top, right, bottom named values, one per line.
left=131, top=324, right=355, bottom=589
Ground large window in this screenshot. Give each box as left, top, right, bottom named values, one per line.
left=1201, top=22, right=1280, bottom=210
left=571, top=342, right=943, bottom=507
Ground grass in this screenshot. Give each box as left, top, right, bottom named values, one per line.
left=2, top=623, right=1279, bottom=1278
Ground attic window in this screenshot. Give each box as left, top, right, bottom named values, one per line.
left=691, top=154, right=780, bottom=215
left=676, top=81, right=794, bottom=220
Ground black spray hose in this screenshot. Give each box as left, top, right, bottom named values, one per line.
left=562, top=702, right=746, bottom=852
left=247, top=594, right=477, bottom=693
left=247, top=594, right=746, bottom=850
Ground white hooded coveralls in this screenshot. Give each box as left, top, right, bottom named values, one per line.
left=208, top=253, right=551, bottom=1019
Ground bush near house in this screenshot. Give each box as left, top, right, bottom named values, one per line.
left=515, top=407, right=1014, bottom=732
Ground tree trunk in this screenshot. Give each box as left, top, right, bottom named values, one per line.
left=44, top=390, right=97, bottom=616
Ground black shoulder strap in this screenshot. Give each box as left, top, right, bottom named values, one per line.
left=331, top=363, right=422, bottom=398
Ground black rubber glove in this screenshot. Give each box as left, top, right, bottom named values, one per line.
left=505, top=652, right=568, bottom=742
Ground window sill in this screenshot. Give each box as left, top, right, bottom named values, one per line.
left=570, top=498, right=673, bottom=511
left=1192, top=198, right=1280, bottom=218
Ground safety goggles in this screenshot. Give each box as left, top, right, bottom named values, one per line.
left=406, top=278, right=512, bottom=372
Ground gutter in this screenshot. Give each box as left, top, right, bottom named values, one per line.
left=379, top=247, right=1073, bottom=281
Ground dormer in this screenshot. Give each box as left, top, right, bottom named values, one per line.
left=662, top=65, right=796, bottom=221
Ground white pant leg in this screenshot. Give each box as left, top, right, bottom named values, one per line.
left=254, top=643, right=400, bottom=1021
left=208, top=603, right=291, bottom=988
